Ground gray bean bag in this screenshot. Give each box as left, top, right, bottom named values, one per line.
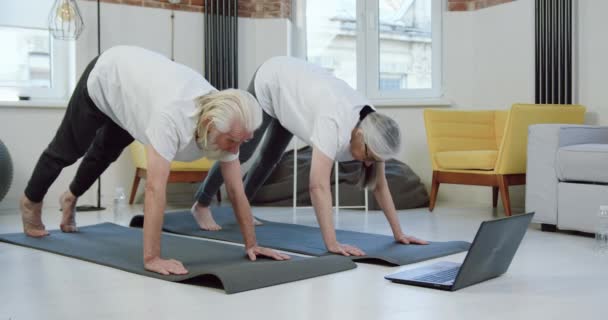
left=251, top=146, right=429, bottom=210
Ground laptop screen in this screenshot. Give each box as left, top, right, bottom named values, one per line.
left=452, top=212, right=534, bottom=290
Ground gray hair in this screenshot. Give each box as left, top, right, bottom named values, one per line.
left=356, top=112, right=401, bottom=190
left=193, top=89, right=262, bottom=149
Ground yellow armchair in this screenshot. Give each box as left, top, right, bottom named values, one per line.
left=424, top=103, right=585, bottom=215
left=128, top=141, right=219, bottom=204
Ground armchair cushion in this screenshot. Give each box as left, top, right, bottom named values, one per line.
left=435, top=150, right=497, bottom=170
left=169, top=158, right=215, bottom=171
left=423, top=110, right=500, bottom=171
left=129, top=141, right=215, bottom=171
left=557, top=143, right=608, bottom=184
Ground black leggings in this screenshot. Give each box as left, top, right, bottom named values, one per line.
left=24, top=57, right=134, bottom=202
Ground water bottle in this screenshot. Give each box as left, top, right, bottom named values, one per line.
left=113, top=187, right=127, bottom=223
left=595, top=205, right=608, bottom=255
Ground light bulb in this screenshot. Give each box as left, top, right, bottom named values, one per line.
left=48, top=0, right=85, bottom=40
left=57, top=1, right=75, bottom=22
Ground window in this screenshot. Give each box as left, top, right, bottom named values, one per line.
left=0, top=27, right=51, bottom=89
left=0, top=0, right=74, bottom=102
left=306, top=0, right=442, bottom=101
left=306, top=0, right=358, bottom=89
left=379, top=76, right=405, bottom=90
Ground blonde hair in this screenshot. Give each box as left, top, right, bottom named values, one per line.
left=194, top=89, right=262, bottom=149
left=356, top=112, right=401, bottom=190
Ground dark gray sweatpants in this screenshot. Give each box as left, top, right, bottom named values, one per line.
left=24, top=57, right=134, bottom=202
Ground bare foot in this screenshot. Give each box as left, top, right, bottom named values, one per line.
left=59, top=191, right=78, bottom=232
left=191, top=203, right=222, bottom=231
left=20, top=194, right=49, bottom=237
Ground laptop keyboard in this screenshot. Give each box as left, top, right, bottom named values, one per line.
left=413, top=267, right=459, bottom=283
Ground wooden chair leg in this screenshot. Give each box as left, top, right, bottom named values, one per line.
left=492, top=186, right=499, bottom=208
left=497, top=175, right=512, bottom=216
left=429, top=171, right=440, bottom=212
left=129, top=169, right=142, bottom=205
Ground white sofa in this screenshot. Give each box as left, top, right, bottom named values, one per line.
left=526, top=124, right=608, bottom=233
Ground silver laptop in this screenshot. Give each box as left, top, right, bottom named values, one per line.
left=385, top=212, right=534, bottom=291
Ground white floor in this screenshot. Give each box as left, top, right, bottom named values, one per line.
left=0, top=203, right=606, bottom=320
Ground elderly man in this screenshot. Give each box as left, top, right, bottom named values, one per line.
left=19, top=46, right=289, bottom=276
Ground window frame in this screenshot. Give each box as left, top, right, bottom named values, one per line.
left=305, top=0, right=444, bottom=102
left=0, top=0, right=74, bottom=103
left=361, top=0, right=443, bottom=100
left=0, top=25, right=73, bottom=102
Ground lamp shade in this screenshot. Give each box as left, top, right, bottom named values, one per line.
left=48, top=0, right=85, bottom=40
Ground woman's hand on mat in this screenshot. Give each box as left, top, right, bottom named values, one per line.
left=144, top=256, right=189, bottom=275
left=395, top=234, right=429, bottom=245
left=327, top=243, right=366, bottom=257
left=246, top=246, right=291, bottom=261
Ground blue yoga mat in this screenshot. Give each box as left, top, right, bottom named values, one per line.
left=130, top=207, right=470, bottom=266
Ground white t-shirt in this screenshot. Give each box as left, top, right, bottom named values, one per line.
left=87, top=46, right=237, bottom=163
left=254, top=56, right=372, bottom=161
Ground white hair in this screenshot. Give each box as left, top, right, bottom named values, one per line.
left=356, top=112, right=401, bottom=190
left=193, top=89, right=262, bottom=150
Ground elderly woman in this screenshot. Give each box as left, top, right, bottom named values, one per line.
left=193, top=56, right=427, bottom=256
left=20, top=46, right=289, bottom=276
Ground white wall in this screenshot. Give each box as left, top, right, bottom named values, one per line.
left=577, top=0, right=608, bottom=125
left=468, top=0, right=535, bottom=109
left=238, top=18, right=292, bottom=89
left=0, top=107, right=89, bottom=210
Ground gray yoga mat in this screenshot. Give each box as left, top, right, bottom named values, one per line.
left=0, top=223, right=356, bottom=294
left=130, top=208, right=471, bottom=266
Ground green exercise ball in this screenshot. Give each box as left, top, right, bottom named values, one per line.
left=0, top=139, right=13, bottom=202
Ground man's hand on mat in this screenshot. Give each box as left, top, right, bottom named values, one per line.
left=395, top=234, right=429, bottom=245
left=144, top=257, right=189, bottom=275
left=327, top=243, right=366, bottom=257
left=246, top=246, right=291, bottom=261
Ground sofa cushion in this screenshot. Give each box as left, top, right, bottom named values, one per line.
left=556, top=144, right=608, bottom=183
left=435, top=150, right=497, bottom=170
